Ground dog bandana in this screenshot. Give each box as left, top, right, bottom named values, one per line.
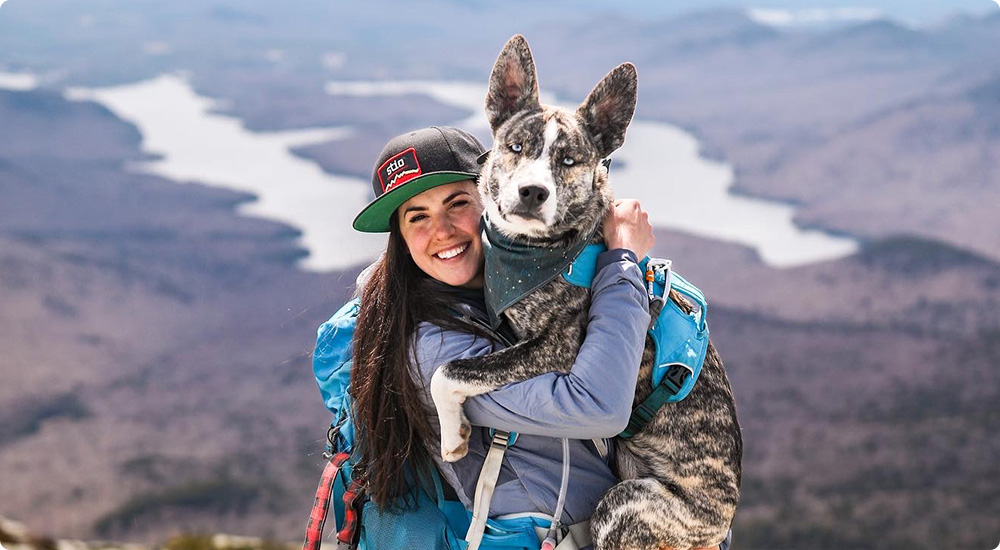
left=481, top=215, right=597, bottom=329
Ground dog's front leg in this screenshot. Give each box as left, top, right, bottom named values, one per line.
left=430, top=333, right=569, bottom=461
left=430, top=366, right=484, bottom=462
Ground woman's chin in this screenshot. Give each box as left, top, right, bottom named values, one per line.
left=429, top=250, right=483, bottom=288
left=442, top=271, right=477, bottom=288
left=438, top=264, right=482, bottom=288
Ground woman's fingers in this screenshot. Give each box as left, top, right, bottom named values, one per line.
left=603, top=198, right=655, bottom=259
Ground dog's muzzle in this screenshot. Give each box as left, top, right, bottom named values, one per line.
left=506, top=185, right=548, bottom=220
left=519, top=185, right=548, bottom=209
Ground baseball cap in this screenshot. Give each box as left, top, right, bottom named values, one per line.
left=352, top=126, right=487, bottom=233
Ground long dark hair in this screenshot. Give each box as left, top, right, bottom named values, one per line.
left=351, top=215, right=487, bottom=510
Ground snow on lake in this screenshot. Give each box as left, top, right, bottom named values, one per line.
left=65, top=74, right=386, bottom=271
left=60, top=73, right=857, bottom=272
left=326, top=80, right=859, bottom=267
left=0, top=71, right=39, bottom=90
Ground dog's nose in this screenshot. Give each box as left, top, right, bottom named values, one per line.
left=518, top=185, right=549, bottom=210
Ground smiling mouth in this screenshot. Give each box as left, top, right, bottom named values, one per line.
left=435, top=243, right=469, bottom=260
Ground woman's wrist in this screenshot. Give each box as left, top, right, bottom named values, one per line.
left=595, top=248, right=639, bottom=272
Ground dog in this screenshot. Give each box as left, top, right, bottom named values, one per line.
left=429, top=35, right=742, bottom=550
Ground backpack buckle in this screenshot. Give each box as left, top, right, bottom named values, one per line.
left=662, top=362, right=694, bottom=393
left=645, top=258, right=672, bottom=304
left=324, top=415, right=348, bottom=459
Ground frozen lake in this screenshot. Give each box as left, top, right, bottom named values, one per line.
left=327, top=80, right=859, bottom=267
left=65, top=75, right=386, bottom=271
left=58, top=73, right=857, bottom=271
left=0, top=71, right=38, bottom=91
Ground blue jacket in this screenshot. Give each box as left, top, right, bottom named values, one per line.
left=409, top=249, right=650, bottom=524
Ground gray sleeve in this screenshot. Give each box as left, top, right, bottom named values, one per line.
left=719, top=529, right=732, bottom=550
left=412, top=252, right=650, bottom=439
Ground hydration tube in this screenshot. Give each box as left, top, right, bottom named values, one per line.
left=541, top=437, right=571, bottom=550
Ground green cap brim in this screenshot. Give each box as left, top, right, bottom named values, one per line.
left=352, top=172, right=478, bottom=233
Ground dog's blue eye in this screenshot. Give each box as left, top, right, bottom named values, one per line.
left=510, top=143, right=522, bottom=153
left=563, top=157, right=575, bottom=166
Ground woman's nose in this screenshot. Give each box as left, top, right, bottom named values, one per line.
left=431, top=215, right=455, bottom=238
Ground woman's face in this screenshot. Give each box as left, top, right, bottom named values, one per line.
left=397, top=180, right=485, bottom=289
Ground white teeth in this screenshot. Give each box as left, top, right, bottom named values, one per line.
left=436, top=244, right=468, bottom=260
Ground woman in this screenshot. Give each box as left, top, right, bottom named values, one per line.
left=344, top=126, right=727, bottom=550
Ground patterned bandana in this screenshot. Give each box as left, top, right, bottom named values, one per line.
left=481, top=215, right=597, bottom=328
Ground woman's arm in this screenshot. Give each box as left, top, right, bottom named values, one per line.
left=412, top=248, right=650, bottom=439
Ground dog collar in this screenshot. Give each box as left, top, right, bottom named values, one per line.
left=481, top=216, right=597, bottom=329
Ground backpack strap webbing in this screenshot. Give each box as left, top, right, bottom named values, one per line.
left=465, top=430, right=512, bottom=550
left=619, top=363, right=693, bottom=439
left=337, top=478, right=365, bottom=549
left=302, top=452, right=352, bottom=550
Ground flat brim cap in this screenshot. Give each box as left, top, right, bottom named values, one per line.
left=353, top=126, right=487, bottom=233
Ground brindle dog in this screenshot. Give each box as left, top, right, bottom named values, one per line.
left=429, top=35, right=742, bottom=550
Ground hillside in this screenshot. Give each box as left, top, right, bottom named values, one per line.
left=656, top=230, right=1000, bottom=549
left=0, top=88, right=351, bottom=540
left=2, top=85, right=997, bottom=546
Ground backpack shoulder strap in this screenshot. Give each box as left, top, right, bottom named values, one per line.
left=465, top=430, right=512, bottom=550
left=561, top=243, right=607, bottom=287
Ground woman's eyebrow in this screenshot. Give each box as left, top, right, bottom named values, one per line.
left=403, top=190, right=470, bottom=215
left=443, top=191, right=470, bottom=203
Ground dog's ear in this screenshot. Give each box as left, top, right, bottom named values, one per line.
left=577, top=63, right=637, bottom=158
left=485, top=35, right=541, bottom=131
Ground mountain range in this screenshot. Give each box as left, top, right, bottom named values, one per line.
left=1, top=3, right=999, bottom=549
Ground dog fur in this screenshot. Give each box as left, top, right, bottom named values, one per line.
left=429, top=35, right=742, bottom=550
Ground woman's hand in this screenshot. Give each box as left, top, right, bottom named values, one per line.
left=603, top=198, right=655, bottom=260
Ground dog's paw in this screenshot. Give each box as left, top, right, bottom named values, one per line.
left=440, top=414, right=472, bottom=462
left=441, top=441, right=468, bottom=463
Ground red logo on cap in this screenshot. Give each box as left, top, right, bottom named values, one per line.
left=378, top=148, right=422, bottom=193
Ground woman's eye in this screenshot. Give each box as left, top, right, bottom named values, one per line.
left=510, top=143, right=522, bottom=153
left=450, top=200, right=469, bottom=209
left=563, top=157, right=575, bottom=166
left=409, top=214, right=427, bottom=223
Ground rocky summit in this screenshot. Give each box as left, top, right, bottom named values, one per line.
left=0, top=514, right=297, bottom=550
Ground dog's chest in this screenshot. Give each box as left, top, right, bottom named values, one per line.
left=503, top=278, right=590, bottom=365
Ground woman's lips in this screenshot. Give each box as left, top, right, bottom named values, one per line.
left=435, top=242, right=470, bottom=260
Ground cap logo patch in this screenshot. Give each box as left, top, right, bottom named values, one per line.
left=378, top=148, right=422, bottom=192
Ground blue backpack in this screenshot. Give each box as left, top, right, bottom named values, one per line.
left=311, top=300, right=552, bottom=550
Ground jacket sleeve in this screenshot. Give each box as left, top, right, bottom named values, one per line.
left=411, top=251, right=650, bottom=439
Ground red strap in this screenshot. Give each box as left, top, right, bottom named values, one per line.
left=302, top=452, right=351, bottom=550
left=337, top=478, right=365, bottom=545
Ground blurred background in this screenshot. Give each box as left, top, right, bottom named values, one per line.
left=1, top=1, right=999, bottom=549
